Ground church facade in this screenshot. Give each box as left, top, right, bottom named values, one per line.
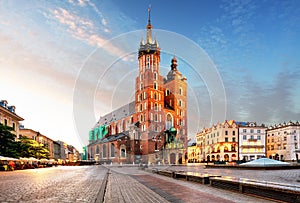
left=87, top=10, right=188, bottom=165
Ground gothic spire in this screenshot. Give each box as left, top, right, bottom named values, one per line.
left=146, top=5, right=153, bottom=44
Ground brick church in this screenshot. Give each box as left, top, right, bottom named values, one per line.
left=87, top=9, right=188, bottom=164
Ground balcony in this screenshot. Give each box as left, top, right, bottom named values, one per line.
left=241, top=145, right=264, bottom=148
left=248, top=138, right=258, bottom=142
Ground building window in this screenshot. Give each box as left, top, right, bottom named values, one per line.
left=103, top=145, right=107, bottom=158
left=165, top=89, right=170, bottom=96
left=154, top=92, right=157, bottom=100
left=250, top=129, right=254, bottom=133
left=154, top=82, right=157, bottom=90
left=250, top=135, right=254, bottom=140
left=154, top=114, right=158, bottom=122
left=120, top=148, right=126, bottom=158
left=232, top=131, right=235, bottom=136
left=110, top=144, right=115, bottom=157
left=257, top=135, right=261, bottom=140
left=179, top=87, right=183, bottom=95
left=295, top=135, right=297, bottom=141
left=12, top=123, right=15, bottom=131
left=232, top=137, right=236, bottom=142
left=140, top=104, right=143, bottom=112
left=243, top=135, right=247, bottom=140
left=140, top=83, right=143, bottom=90
left=243, top=129, right=246, bottom=133
left=154, top=72, right=157, bottom=80
left=225, top=137, right=228, bottom=142
left=257, top=130, right=261, bottom=133
left=147, top=55, right=150, bottom=69
left=225, top=131, right=228, bottom=135
left=178, top=100, right=182, bottom=107
left=154, top=103, right=158, bottom=111
left=4, top=119, right=7, bottom=126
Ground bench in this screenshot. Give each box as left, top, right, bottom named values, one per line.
left=209, top=176, right=300, bottom=203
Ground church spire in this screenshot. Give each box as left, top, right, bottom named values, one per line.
left=146, top=5, right=153, bottom=44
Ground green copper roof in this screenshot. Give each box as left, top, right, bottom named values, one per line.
left=170, top=127, right=176, bottom=132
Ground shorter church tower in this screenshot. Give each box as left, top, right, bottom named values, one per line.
left=164, top=57, right=188, bottom=149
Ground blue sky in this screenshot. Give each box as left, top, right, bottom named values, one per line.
left=1, top=0, right=299, bottom=150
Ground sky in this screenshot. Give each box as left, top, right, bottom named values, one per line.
left=1, top=0, right=300, bottom=151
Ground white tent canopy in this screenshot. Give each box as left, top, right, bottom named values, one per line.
left=0, top=156, right=19, bottom=161
left=240, top=158, right=290, bottom=167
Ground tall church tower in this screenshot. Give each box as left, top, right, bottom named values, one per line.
left=135, top=8, right=165, bottom=158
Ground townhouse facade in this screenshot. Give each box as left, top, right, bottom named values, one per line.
left=266, top=121, right=300, bottom=161
left=237, top=122, right=267, bottom=161
left=0, top=100, right=24, bottom=138
left=196, top=120, right=238, bottom=162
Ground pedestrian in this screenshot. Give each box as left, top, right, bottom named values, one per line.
left=8, top=161, right=15, bottom=171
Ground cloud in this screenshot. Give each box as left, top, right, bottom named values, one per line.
left=51, top=7, right=126, bottom=58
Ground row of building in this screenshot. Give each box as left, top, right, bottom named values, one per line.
left=188, top=120, right=300, bottom=163
left=0, top=100, right=80, bottom=163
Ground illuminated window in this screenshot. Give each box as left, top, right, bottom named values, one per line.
left=154, top=72, right=157, bottom=80
left=154, top=82, right=158, bottom=90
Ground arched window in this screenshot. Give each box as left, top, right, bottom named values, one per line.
left=120, top=148, right=126, bottom=158
left=140, top=114, right=143, bottom=122
left=147, top=55, right=150, bottom=69
left=154, top=92, right=157, bottom=100
left=140, top=104, right=143, bottom=112
left=179, top=87, right=183, bottom=95
left=178, top=100, right=182, bottom=107
left=165, top=89, right=170, bottom=96
left=154, top=82, right=157, bottom=90
left=154, top=114, right=158, bottom=122
left=110, top=143, right=115, bottom=157
left=154, top=103, right=158, bottom=111
left=166, top=114, right=173, bottom=130
left=154, top=72, right=157, bottom=80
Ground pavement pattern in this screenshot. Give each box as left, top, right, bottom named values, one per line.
left=105, top=166, right=275, bottom=203
left=0, top=165, right=108, bottom=202
left=0, top=164, right=292, bottom=203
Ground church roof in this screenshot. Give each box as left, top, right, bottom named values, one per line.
left=95, top=101, right=135, bottom=127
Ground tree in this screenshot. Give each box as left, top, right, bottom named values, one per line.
left=19, top=136, right=50, bottom=159
left=0, top=123, right=20, bottom=158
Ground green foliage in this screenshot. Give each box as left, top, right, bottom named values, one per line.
left=19, top=136, right=50, bottom=159
left=0, top=124, right=50, bottom=159
left=0, top=123, right=19, bottom=158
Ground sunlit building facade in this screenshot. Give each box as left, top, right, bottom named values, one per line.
left=196, top=120, right=238, bottom=162
left=237, top=122, right=266, bottom=161
left=266, top=121, right=300, bottom=161
left=0, top=100, right=24, bottom=138
left=19, top=128, right=54, bottom=159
